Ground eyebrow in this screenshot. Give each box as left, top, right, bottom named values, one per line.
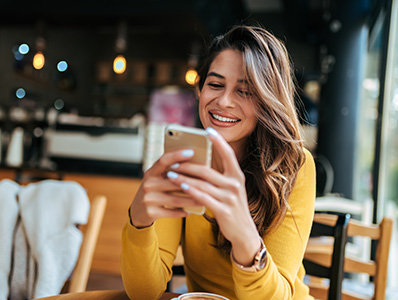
left=207, top=72, right=224, bottom=79
left=207, top=71, right=248, bottom=83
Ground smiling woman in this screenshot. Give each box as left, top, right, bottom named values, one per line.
left=198, top=50, right=258, bottom=156
left=121, top=24, right=316, bottom=300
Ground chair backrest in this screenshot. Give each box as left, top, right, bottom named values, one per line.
left=305, top=214, right=393, bottom=300
left=315, top=196, right=374, bottom=282
left=304, top=213, right=351, bottom=300
left=66, top=195, right=107, bottom=293
left=343, top=217, right=393, bottom=300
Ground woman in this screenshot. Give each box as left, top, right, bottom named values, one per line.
left=121, top=24, right=316, bottom=300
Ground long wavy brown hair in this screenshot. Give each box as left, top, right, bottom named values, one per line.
left=197, top=24, right=306, bottom=254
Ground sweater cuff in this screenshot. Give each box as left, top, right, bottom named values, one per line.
left=124, top=221, right=157, bottom=248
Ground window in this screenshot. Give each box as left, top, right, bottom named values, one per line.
left=377, top=0, right=398, bottom=293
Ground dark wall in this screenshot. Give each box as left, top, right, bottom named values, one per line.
left=0, top=25, right=200, bottom=116
left=0, top=1, right=322, bottom=118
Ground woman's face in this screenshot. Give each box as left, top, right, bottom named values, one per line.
left=199, top=49, right=258, bottom=153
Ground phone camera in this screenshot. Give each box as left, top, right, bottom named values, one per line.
left=168, top=130, right=174, bottom=136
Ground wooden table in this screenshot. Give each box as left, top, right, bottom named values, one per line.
left=33, top=290, right=179, bottom=300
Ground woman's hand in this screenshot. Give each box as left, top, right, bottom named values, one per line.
left=166, top=127, right=261, bottom=266
left=129, top=149, right=204, bottom=228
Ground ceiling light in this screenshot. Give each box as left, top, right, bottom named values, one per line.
left=33, top=21, right=46, bottom=70
left=33, top=51, right=45, bottom=70
left=113, top=55, right=126, bottom=74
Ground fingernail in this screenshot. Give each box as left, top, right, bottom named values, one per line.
left=170, top=163, right=180, bottom=169
left=167, top=171, right=179, bottom=179
left=182, top=149, right=194, bottom=157
left=181, top=183, right=190, bottom=190
left=206, top=127, right=218, bottom=136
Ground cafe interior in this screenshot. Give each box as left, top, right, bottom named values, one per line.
left=0, top=0, right=397, bottom=299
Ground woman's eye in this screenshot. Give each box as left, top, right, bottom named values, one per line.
left=208, top=83, right=223, bottom=88
left=238, top=90, right=252, bottom=97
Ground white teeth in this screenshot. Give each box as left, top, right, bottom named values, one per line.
left=211, top=113, right=239, bottom=123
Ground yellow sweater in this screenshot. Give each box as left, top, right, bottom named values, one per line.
left=121, top=149, right=316, bottom=300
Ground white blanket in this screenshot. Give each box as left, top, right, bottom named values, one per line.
left=0, top=179, right=90, bottom=300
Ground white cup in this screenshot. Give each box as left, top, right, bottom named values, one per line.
left=172, top=292, right=230, bottom=300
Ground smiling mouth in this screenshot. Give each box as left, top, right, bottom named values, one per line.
left=210, top=112, right=240, bottom=123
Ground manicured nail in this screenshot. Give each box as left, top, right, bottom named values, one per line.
left=170, top=163, right=180, bottom=169
left=182, top=149, right=194, bottom=157
left=167, top=171, right=179, bottom=179
left=181, top=183, right=190, bottom=191
left=206, top=127, right=218, bottom=136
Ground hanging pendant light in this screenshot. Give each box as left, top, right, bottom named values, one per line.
left=33, top=51, right=45, bottom=70
left=113, top=55, right=127, bottom=74
left=185, top=40, right=201, bottom=85
left=113, top=21, right=128, bottom=74
left=33, top=22, right=46, bottom=70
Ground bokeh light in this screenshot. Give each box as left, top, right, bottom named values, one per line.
left=113, top=55, right=126, bottom=74
left=54, top=98, right=65, bottom=110
left=33, top=51, right=45, bottom=70
left=185, top=68, right=198, bottom=85
left=57, top=61, right=68, bottom=72
left=16, top=88, right=26, bottom=99
left=18, top=44, right=29, bottom=55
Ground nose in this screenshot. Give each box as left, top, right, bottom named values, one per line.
left=216, top=89, right=235, bottom=108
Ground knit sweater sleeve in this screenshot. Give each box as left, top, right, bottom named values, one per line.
left=232, top=149, right=316, bottom=300
left=121, top=217, right=183, bottom=300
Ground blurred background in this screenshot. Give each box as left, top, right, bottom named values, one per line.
left=0, top=0, right=397, bottom=297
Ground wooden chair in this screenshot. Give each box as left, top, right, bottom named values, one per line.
left=305, top=214, right=393, bottom=300
left=2, top=170, right=107, bottom=294
left=343, top=216, right=392, bottom=300
left=315, top=196, right=374, bottom=283
left=304, top=213, right=351, bottom=300
left=63, top=195, right=107, bottom=293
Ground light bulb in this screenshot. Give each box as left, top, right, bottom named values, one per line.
left=185, top=68, right=198, bottom=85
left=113, top=55, right=126, bottom=74
left=33, top=51, right=45, bottom=70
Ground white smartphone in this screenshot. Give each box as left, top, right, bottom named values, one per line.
left=164, top=124, right=212, bottom=215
